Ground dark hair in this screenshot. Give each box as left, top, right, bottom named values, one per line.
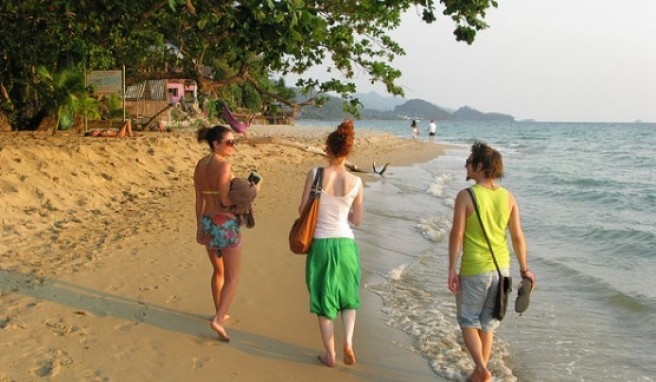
left=197, top=125, right=231, bottom=150
left=470, top=141, right=504, bottom=179
left=326, top=120, right=355, bottom=158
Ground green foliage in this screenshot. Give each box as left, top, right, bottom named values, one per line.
left=241, top=84, right=262, bottom=111
left=77, top=93, right=102, bottom=123
left=36, top=66, right=90, bottom=133
left=105, top=95, right=124, bottom=119
left=206, top=98, right=219, bottom=121
left=1, top=0, right=497, bottom=130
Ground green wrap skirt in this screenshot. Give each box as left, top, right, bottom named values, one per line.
left=305, top=238, right=361, bottom=320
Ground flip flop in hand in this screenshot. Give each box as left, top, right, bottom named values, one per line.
left=515, top=278, right=533, bottom=315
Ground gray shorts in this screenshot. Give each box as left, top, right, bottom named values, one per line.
left=456, top=269, right=509, bottom=332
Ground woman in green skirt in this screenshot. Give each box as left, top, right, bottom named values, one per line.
left=299, top=120, right=364, bottom=368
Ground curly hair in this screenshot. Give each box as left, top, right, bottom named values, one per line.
left=197, top=125, right=231, bottom=150
left=470, top=141, right=504, bottom=179
left=326, top=120, right=355, bottom=158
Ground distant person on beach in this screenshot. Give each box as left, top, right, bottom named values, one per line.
left=448, top=141, right=536, bottom=382
left=84, top=119, right=135, bottom=138
left=150, top=119, right=171, bottom=133
left=428, top=119, right=437, bottom=142
left=194, top=125, right=259, bottom=342
left=411, top=119, right=419, bottom=139
left=300, top=120, right=364, bottom=368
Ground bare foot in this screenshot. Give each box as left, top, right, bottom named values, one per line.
left=317, top=353, right=336, bottom=368
left=207, top=314, right=230, bottom=321
left=343, top=347, right=356, bottom=366
left=210, top=319, right=230, bottom=342
left=468, top=366, right=492, bottom=382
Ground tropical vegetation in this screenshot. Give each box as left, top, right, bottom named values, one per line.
left=0, top=0, right=498, bottom=131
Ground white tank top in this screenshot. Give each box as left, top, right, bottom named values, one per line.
left=313, top=175, right=361, bottom=239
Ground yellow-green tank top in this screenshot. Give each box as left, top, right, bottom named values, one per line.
left=460, top=184, right=511, bottom=276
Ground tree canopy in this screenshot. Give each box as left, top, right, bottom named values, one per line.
left=0, top=0, right=497, bottom=131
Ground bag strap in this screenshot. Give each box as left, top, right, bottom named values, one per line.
left=310, top=167, right=324, bottom=199
left=466, top=187, right=502, bottom=278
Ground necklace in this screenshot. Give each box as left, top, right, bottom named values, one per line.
left=477, top=179, right=496, bottom=189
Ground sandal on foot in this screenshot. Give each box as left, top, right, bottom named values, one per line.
left=515, top=277, right=533, bottom=314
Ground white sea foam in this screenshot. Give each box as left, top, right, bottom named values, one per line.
left=387, top=264, right=408, bottom=281
left=427, top=173, right=454, bottom=198
left=367, top=265, right=517, bottom=382
left=415, top=216, right=451, bottom=243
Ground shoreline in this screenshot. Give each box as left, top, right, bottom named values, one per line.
left=0, top=125, right=447, bottom=381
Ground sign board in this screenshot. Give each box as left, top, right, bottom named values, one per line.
left=87, top=70, right=123, bottom=94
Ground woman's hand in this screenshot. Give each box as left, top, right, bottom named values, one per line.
left=196, top=228, right=204, bottom=245
left=251, top=181, right=262, bottom=193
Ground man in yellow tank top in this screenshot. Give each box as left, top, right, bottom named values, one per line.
left=448, top=142, right=536, bottom=382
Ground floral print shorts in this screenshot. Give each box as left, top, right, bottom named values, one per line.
left=200, top=215, right=241, bottom=254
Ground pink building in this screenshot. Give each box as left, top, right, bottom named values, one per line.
left=166, top=80, right=197, bottom=105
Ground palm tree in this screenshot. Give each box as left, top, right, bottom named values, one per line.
left=76, top=92, right=101, bottom=132
left=37, top=66, right=97, bottom=134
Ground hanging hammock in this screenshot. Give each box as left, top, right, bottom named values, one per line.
left=222, top=102, right=251, bottom=134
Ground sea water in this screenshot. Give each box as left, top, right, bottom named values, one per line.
left=298, top=119, right=656, bottom=381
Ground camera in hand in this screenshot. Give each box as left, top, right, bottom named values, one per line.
left=248, top=171, right=262, bottom=185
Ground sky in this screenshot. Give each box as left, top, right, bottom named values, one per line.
left=293, top=0, right=656, bottom=122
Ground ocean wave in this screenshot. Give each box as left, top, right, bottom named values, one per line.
left=415, top=216, right=451, bottom=243
left=537, top=257, right=656, bottom=323
left=427, top=173, right=454, bottom=198
left=366, top=270, right=517, bottom=382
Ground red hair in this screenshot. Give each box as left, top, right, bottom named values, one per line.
left=326, top=120, right=355, bottom=158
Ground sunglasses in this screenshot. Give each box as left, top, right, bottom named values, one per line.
left=466, top=158, right=474, bottom=166
left=223, top=139, right=237, bottom=147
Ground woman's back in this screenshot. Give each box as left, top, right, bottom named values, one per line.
left=314, top=167, right=361, bottom=239
left=195, top=155, right=230, bottom=216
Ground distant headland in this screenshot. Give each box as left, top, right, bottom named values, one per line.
left=297, top=91, right=515, bottom=122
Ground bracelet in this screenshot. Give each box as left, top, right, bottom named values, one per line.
left=521, top=269, right=530, bottom=275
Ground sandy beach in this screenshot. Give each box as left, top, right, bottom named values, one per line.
left=0, top=124, right=448, bottom=381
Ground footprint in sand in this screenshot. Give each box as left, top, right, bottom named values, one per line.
left=138, top=284, right=160, bottom=292
left=166, top=295, right=181, bottom=304
left=134, top=302, right=148, bottom=322
left=81, top=369, right=109, bottom=381
left=191, top=356, right=210, bottom=369
left=1, top=316, right=27, bottom=330
left=115, top=322, right=136, bottom=332
left=44, top=316, right=86, bottom=337
left=31, top=348, right=73, bottom=378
